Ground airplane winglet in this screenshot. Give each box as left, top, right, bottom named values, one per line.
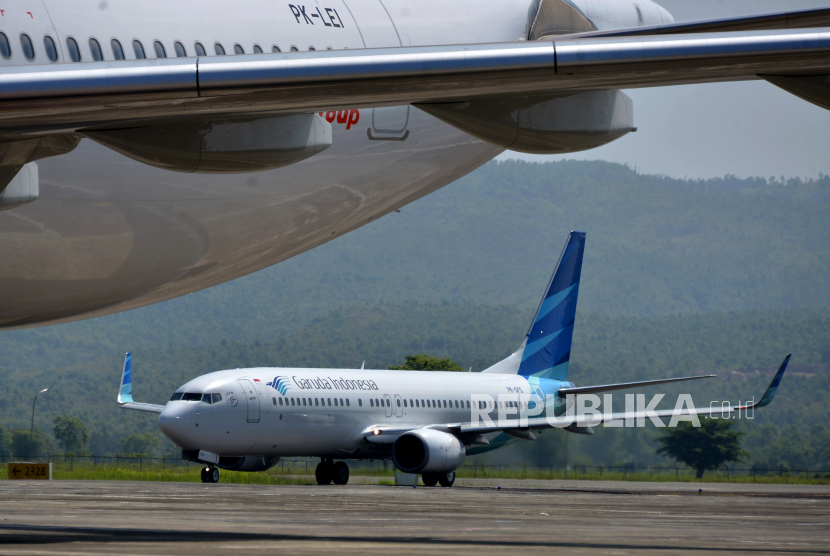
left=748, top=354, right=791, bottom=409
left=117, top=352, right=133, bottom=404
left=117, top=352, right=165, bottom=413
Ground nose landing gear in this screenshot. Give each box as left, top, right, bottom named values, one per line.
left=201, top=466, right=219, bottom=483
left=315, top=459, right=350, bottom=485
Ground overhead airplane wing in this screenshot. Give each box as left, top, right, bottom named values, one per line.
left=363, top=355, right=790, bottom=443
left=571, top=6, right=830, bottom=38
left=1, top=26, right=830, bottom=137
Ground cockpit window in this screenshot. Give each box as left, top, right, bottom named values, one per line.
left=170, top=392, right=183, bottom=401
left=201, top=393, right=212, bottom=404
left=181, top=392, right=202, bottom=401
left=212, top=393, right=222, bottom=403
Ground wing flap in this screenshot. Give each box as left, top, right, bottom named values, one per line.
left=558, top=374, right=716, bottom=396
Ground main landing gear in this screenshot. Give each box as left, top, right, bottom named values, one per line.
left=315, top=459, right=350, bottom=485
left=201, top=466, right=219, bottom=483
left=422, top=471, right=455, bottom=487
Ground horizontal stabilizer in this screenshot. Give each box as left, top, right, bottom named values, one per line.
left=558, top=374, right=716, bottom=397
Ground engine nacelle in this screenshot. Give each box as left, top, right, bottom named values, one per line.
left=216, top=455, right=281, bottom=472
left=417, top=90, right=635, bottom=155
left=392, top=429, right=465, bottom=474
left=84, top=113, right=331, bottom=174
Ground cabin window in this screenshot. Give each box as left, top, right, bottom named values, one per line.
left=253, top=44, right=262, bottom=53
left=454, top=400, right=459, bottom=408
left=111, top=39, right=125, bottom=60
left=234, top=44, right=244, bottom=54
left=302, top=398, right=306, bottom=406
left=444, top=400, right=448, bottom=408
left=358, top=399, right=362, bottom=407
left=173, top=41, right=186, bottom=57
left=387, top=399, right=391, bottom=407
left=314, top=398, right=319, bottom=406
left=290, top=45, right=298, bottom=52
left=279, top=397, right=284, bottom=406
left=340, top=398, right=345, bottom=406
left=467, top=400, right=471, bottom=409
left=170, top=392, right=183, bottom=401
left=43, top=36, right=58, bottom=61
left=133, top=40, right=146, bottom=59
left=214, top=43, right=225, bottom=55
left=194, top=42, right=206, bottom=56
left=396, top=399, right=401, bottom=407
left=88, top=37, right=104, bottom=61
left=290, top=398, right=295, bottom=406
left=20, top=34, right=35, bottom=61
left=0, top=32, right=11, bottom=59
left=67, top=37, right=81, bottom=62
left=421, top=399, right=425, bottom=407
left=346, top=399, right=350, bottom=407
left=403, top=399, right=407, bottom=408
left=154, top=40, right=166, bottom=58
left=272, top=397, right=276, bottom=405
left=369, top=399, right=373, bottom=407
left=272, top=45, right=281, bottom=52
left=308, top=46, right=316, bottom=51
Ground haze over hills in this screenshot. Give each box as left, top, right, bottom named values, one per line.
left=0, top=160, right=828, bottom=469
left=1, top=160, right=829, bottom=369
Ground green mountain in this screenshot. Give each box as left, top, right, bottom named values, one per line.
left=1, top=160, right=828, bottom=469
left=2, top=160, right=829, bottom=373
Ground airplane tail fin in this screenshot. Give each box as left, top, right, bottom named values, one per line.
left=483, top=231, right=586, bottom=379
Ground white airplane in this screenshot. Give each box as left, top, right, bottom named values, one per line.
left=118, top=231, right=791, bottom=484
left=0, top=0, right=829, bottom=330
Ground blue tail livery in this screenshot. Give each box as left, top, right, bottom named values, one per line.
left=518, top=231, right=586, bottom=380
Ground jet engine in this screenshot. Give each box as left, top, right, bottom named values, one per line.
left=216, top=455, right=281, bottom=472
left=84, top=113, right=332, bottom=174
left=392, top=429, right=466, bottom=473
left=418, top=90, right=635, bottom=155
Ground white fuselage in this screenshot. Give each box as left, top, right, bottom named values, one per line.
left=160, top=367, right=539, bottom=458
left=0, top=0, right=669, bottom=330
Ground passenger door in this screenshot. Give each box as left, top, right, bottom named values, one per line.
left=238, top=379, right=260, bottom=423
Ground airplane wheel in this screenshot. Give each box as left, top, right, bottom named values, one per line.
left=316, top=461, right=333, bottom=485
left=200, top=468, right=209, bottom=483
left=208, top=467, right=220, bottom=483
left=422, top=473, right=439, bottom=487
left=332, top=461, right=350, bottom=485
left=438, top=471, right=455, bottom=487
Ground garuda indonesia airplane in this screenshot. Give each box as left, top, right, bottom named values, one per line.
left=1, top=0, right=830, bottom=330
left=118, top=232, right=790, bottom=484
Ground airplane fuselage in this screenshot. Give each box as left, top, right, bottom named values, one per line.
left=0, top=0, right=668, bottom=329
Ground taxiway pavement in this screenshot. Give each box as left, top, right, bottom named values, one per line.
left=1, top=480, right=828, bottom=555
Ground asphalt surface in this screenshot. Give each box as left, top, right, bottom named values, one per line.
left=1, top=480, right=829, bottom=555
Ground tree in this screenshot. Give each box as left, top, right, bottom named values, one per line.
left=10, top=428, right=52, bottom=459
left=0, top=426, right=9, bottom=455
left=122, top=433, right=159, bottom=456
left=52, top=415, right=90, bottom=454
left=389, top=354, right=465, bottom=372
left=656, top=419, right=749, bottom=478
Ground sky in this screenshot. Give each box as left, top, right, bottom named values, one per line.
left=499, top=0, right=830, bottom=179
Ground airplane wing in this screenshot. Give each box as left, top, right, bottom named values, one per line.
left=363, top=355, right=790, bottom=443
left=2, top=25, right=830, bottom=137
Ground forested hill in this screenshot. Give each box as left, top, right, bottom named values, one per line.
left=2, top=160, right=829, bottom=372
left=0, top=304, right=827, bottom=469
